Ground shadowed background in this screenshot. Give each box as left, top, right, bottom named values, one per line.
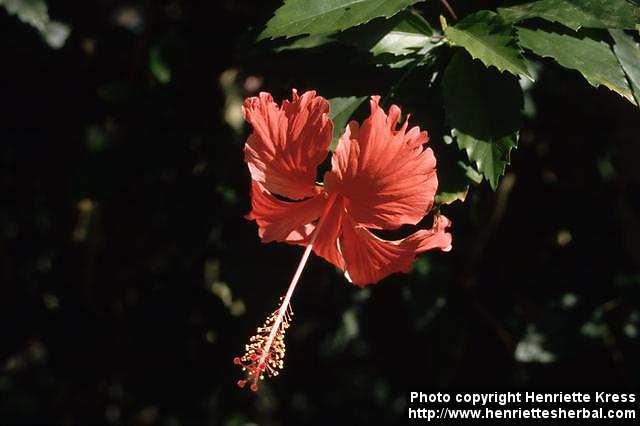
left=1, top=0, right=639, bottom=425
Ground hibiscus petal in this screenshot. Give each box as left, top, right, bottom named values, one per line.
left=407, top=214, right=453, bottom=254
left=246, top=180, right=326, bottom=244
left=326, top=96, right=437, bottom=229
left=310, top=196, right=346, bottom=270
left=339, top=215, right=453, bottom=287
left=243, top=90, right=332, bottom=200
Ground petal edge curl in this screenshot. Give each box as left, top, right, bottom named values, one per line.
left=243, top=90, right=332, bottom=200
left=340, top=214, right=453, bottom=287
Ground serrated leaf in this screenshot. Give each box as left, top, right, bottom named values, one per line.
left=610, top=29, right=640, bottom=106
left=518, top=28, right=636, bottom=104
left=444, top=10, right=531, bottom=79
left=454, top=131, right=518, bottom=191
left=443, top=51, right=523, bottom=140
left=498, top=0, right=640, bottom=31
left=328, top=96, right=366, bottom=150
left=259, top=0, right=425, bottom=40
left=340, top=10, right=435, bottom=56
left=442, top=51, right=523, bottom=189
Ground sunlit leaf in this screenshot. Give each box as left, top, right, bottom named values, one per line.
left=499, top=0, right=640, bottom=31
left=609, top=29, right=640, bottom=106
left=259, top=0, right=426, bottom=40
left=444, top=10, right=531, bottom=79
left=454, top=131, right=518, bottom=191
left=340, top=10, right=435, bottom=56
left=328, top=96, right=366, bottom=150
left=518, top=28, right=636, bottom=105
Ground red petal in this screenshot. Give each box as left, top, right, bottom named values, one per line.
left=310, top=196, right=346, bottom=270
left=243, top=90, right=332, bottom=200
left=407, top=214, right=453, bottom=254
left=246, top=180, right=326, bottom=244
left=325, top=96, right=437, bottom=229
left=339, top=215, right=453, bottom=287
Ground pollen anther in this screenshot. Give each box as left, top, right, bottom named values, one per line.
left=234, top=298, right=294, bottom=391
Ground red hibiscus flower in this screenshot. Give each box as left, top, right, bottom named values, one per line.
left=234, top=89, right=452, bottom=392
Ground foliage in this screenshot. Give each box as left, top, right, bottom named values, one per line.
left=443, top=51, right=523, bottom=189
left=259, top=0, right=426, bottom=39
left=610, top=29, right=640, bottom=105
left=340, top=10, right=436, bottom=57
left=518, top=27, right=636, bottom=104
left=328, top=96, right=366, bottom=150
left=444, top=10, right=530, bottom=79
left=259, top=0, right=640, bottom=193
left=498, top=0, right=640, bottom=31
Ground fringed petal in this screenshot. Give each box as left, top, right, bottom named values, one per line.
left=326, top=96, right=437, bottom=229
left=339, top=215, right=453, bottom=287
left=243, top=90, right=332, bottom=200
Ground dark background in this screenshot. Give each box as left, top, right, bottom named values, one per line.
left=1, top=0, right=639, bottom=425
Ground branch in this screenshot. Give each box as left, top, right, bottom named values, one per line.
left=440, top=0, right=458, bottom=21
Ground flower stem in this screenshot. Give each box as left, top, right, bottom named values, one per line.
left=251, top=194, right=337, bottom=387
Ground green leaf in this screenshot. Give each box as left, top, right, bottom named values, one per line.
left=454, top=131, right=518, bottom=191
left=518, top=28, right=636, bottom=104
left=374, top=55, right=416, bottom=68
left=328, top=96, right=367, bottom=150
left=443, top=51, right=523, bottom=140
left=369, top=11, right=434, bottom=56
left=273, top=34, right=337, bottom=52
left=444, top=10, right=531, bottom=79
left=435, top=136, right=471, bottom=205
left=276, top=11, right=436, bottom=58
left=435, top=160, right=482, bottom=205
left=0, top=0, right=70, bottom=48
left=442, top=51, right=523, bottom=189
left=498, top=0, right=640, bottom=31
left=609, top=29, right=640, bottom=106
left=259, top=0, right=425, bottom=40
left=340, top=10, right=435, bottom=56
